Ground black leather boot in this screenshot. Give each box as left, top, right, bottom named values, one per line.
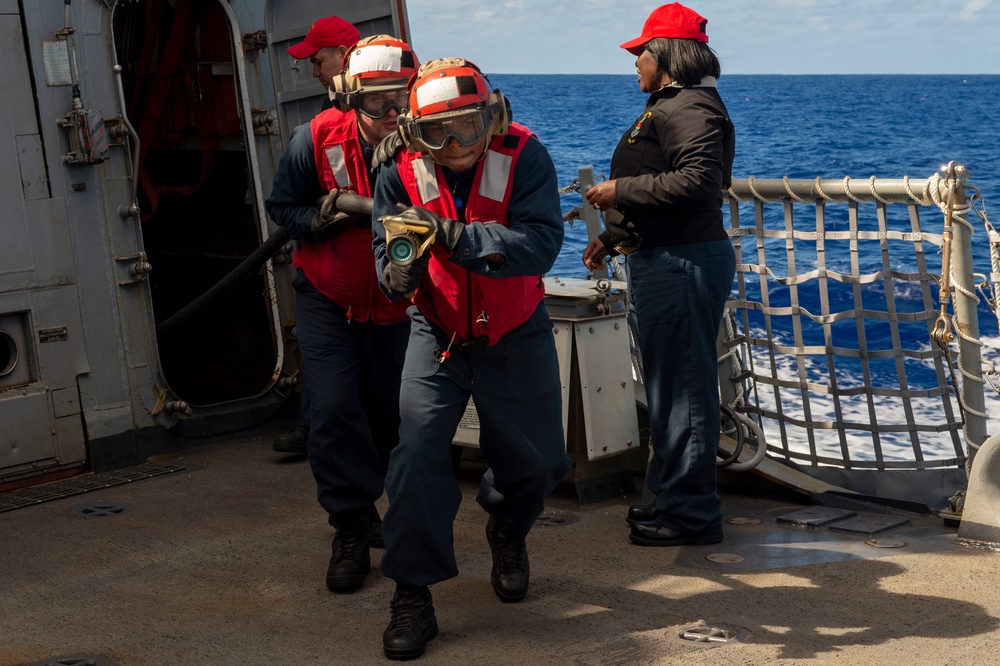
left=272, top=425, right=309, bottom=454
left=485, top=516, right=529, bottom=603
left=383, top=584, right=438, bottom=660
left=626, top=503, right=657, bottom=526
left=329, top=504, right=384, bottom=548
left=326, top=509, right=371, bottom=592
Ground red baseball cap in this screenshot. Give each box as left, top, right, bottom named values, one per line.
left=287, top=16, right=360, bottom=59
left=619, top=3, right=708, bottom=55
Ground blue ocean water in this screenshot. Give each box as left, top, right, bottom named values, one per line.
left=489, top=74, right=1000, bottom=462
left=490, top=74, right=1000, bottom=279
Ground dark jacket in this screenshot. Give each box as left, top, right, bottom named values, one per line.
left=600, top=81, right=735, bottom=254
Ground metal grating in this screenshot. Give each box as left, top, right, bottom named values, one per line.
left=0, top=462, right=186, bottom=513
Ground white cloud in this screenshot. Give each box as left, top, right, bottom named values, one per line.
left=805, top=15, right=831, bottom=32
left=959, top=0, right=992, bottom=20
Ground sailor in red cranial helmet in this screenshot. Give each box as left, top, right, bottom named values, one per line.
left=264, top=34, right=422, bottom=604
left=370, top=56, right=571, bottom=661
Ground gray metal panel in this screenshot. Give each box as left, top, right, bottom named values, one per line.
left=553, top=321, right=572, bottom=437
left=0, top=215, right=33, bottom=290
left=51, top=386, right=81, bottom=418
left=30, top=285, right=90, bottom=386
left=573, top=316, right=640, bottom=461
left=0, top=5, right=89, bottom=478
left=0, top=390, right=57, bottom=475
left=15, top=133, right=49, bottom=201
left=26, top=197, right=74, bottom=284
left=0, top=15, right=41, bottom=136
left=266, top=0, right=402, bottom=144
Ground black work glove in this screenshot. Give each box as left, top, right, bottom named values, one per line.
left=373, top=130, right=405, bottom=166
left=382, top=249, right=429, bottom=297
left=396, top=205, right=464, bottom=251
left=310, top=189, right=368, bottom=242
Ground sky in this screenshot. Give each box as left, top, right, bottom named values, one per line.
left=403, top=0, right=1000, bottom=75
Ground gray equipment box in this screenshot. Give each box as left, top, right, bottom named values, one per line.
left=453, top=277, right=645, bottom=504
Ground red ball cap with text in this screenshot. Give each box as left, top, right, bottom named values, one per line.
left=287, top=16, right=360, bottom=59
left=619, top=3, right=708, bottom=55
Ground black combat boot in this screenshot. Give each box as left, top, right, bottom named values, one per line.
left=272, top=425, right=309, bottom=454
left=383, top=584, right=438, bottom=660
left=328, top=503, right=384, bottom=548
left=485, top=516, right=529, bottom=603
left=326, top=509, right=371, bottom=592
left=626, top=503, right=657, bottom=526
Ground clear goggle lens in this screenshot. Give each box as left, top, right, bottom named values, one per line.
left=358, top=89, right=409, bottom=119
left=409, top=109, right=493, bottom=150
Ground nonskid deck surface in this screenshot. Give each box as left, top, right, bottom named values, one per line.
left=1, top=435, right=998, bottom=666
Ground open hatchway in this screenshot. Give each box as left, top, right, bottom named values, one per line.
left=112, top=0, right=278, bottom=406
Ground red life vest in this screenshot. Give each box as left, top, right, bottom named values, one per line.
left=294, top=108, right=411, bottom=324
left=397, top=123, right=545, bottom=346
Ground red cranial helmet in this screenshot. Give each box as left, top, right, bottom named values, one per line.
left=330, top=35, right=419, bottom=116
left=398, top=58, right=510, bottom=153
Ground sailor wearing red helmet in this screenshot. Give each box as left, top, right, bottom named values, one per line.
left=265, top=35, right=419, bottom=596
left=371, top=58, right=571, bottom=661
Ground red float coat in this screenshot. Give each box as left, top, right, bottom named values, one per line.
left=294, top=109, right=411, bottom=324
left=397, top=123, right=545, bottom=346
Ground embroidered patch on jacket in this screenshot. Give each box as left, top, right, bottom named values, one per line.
left=628, top=111, right=652, bottom=144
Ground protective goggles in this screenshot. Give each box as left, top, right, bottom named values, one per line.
left=357, top=89, right=409, bottom=119
left=406, top=108, right=493, bottom=150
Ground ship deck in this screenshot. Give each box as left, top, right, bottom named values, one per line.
left=2, top=433, right=999, bottom=665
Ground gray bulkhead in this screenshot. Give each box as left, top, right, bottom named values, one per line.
left=0, top=0, right=409, bottom=488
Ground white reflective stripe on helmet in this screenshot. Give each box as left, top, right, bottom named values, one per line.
left=415, top=77, right=462, bottom=110
left=349, top=45, right=404, bottom=77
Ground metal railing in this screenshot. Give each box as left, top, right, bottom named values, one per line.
left=721, top=165, right=988, bottom=474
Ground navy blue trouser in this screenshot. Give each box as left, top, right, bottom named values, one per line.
left=627, top=239, right=736, bottom=534
left=381, top=303, right=571, bottom=587
left=293, top=270, right=409, bottom=515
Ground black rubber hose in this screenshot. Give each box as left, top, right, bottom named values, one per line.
left=716, top=403, right=745, bottom=467
left=156, top=193, right=374, bottom=334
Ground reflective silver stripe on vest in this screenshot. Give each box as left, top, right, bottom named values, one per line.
left=413, top=157, right=440, bottom=203
left=480, top=149, right=512, bottom=202
left=324, top=145, right=353, bottom=189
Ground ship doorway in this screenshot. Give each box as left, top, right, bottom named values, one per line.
left=112, top=0, right=278, bottom=406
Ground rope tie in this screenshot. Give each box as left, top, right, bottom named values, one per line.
left=867, top=175, right=893, bottom=205
left=842, top=176, right=863, bottom=203
left=727, top=185, right=750, bottom=203
left=782, top=176, right=812, bottom=203
left=813, top=176, right=836, bottom=203
left=747, top=175, right=781, bottom=203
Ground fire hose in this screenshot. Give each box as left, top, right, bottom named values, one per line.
left=156, top=192, right=374, bottom=334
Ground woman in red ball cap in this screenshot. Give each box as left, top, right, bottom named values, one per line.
left=582, top=3, right=737, bottom=547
